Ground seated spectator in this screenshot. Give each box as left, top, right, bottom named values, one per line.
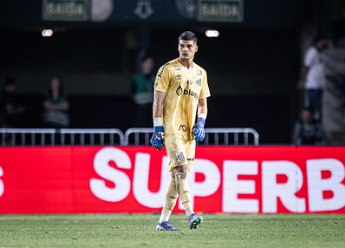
left=0, top=77, right=26, bottom=128
left=292, top=108, right=330, bottom=145
left=42, top=76, right=70, bottom=128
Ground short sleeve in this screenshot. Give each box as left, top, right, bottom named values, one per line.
left=199, top=70, right=211, bottom=99
left=154, top=63, right=171, bottom=93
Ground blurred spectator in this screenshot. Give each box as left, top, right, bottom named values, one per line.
left=42, top=76, right=70, bottom=128
left=0, top=77, right=26, bottom=128
left=298, top=34, right=330, bottom=122
left=131, top=55, right=155, bottom=127
left=292, top=107, right=330, bottom=145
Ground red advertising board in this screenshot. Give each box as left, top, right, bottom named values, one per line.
left=0, top=146, right=344, bottom=214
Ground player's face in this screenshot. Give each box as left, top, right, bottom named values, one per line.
left=178, top=40, right=198, bottom=61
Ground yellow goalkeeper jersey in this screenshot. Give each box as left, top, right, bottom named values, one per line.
left=154, top=58, right=211, bottom=138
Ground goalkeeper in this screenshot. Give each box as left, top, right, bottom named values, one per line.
left=150, top=31, right=211, bottom=231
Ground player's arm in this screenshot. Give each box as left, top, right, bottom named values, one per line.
left=153, top=90, right=166, bottom=119
left=44, top=99, right=69, bottom=111
left=197, top=98, right=208, bottom=120
left=192, top=98, right=208, bottom=142
left=150, top=90, right=166, bottom=150
left=298, top=66, right=309, bottom=89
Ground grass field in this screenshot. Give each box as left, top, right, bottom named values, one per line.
left=0, top=214, right=345, bottom=248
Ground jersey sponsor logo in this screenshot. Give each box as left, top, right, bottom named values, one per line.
left=184, top=89, right=199, bottom=99
left=176, top=86, right=199, bottom=99
left=157, top=63, right=169, bottom=78
left=174, top=66, right=182, bottom=70
left=176, top=86, right=183, bottom=96
left=176, top=152, right=185, bottom=162
left=178, top=125, right=188, bottom=132
left=196, top=79, right=201, bottom=86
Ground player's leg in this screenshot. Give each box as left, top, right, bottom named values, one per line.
left=156, top=174, right=181, bottom=231
left=184, top=137, right=203, bottom=229
left=173, top=164, right=203, bottom=229
left=155, top=134, right=181, bottom=231
left=160, top=174, right=178, bottom=222
left=165, top=135, right=193, bottom=215
left=161, top=134, right=202, bottom=230
left=173, top=164, right=192, bottom=212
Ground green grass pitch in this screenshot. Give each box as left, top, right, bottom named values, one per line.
left=0, top=214, right=345, bottom=248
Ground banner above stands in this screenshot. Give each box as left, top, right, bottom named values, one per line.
left=42, top=0, right=244, bottom=22
left=0, top=0, right=299, bottom=29
left=0, top=146, right=344, bottom=214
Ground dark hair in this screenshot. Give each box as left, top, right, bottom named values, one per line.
left=312, top=33, right=328, bottom=45
left=178, top=31, right=197, bottom=44
left=141, top=54, right=154, bottom=63
left=301, top=107, right=313, bottom=114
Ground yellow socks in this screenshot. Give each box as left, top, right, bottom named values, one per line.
left=175, top=172, right=192, bottom=210
left=161, top=177, right=178, bottom=216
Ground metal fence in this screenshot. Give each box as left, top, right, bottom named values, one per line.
left=0, top=128, right=124, bottom=146
left=59, top=128, right=124, bottom=146
left=0, top=128, right=56, bottom=146
left=124, top=127, right=259, bottom=146
left=0, top=127, right=259, bottom=146
left=202, top=128, right=259, bottom=146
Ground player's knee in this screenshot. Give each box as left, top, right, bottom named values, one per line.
left=173, top=164, right=188, bottom=174
left=174, top=172, right=189, bottom=198
left=174, top=172, right=187, bottom=181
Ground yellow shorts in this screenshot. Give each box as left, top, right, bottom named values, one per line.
left=164, top=134, right=196, bottom=172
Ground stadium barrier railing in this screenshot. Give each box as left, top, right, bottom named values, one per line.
left=124, top=127, right=259, bottom=146
left=0, top=128, right=124, bottom=146
left=0, top=128, right=56, bottom=146
left=59, top=128, right=124, bottom=146
left=203, top=128, right=259, bottom=146
left=0, top=127, right=259, bottom=146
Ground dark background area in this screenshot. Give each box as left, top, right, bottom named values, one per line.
left=0, top=0, right=335, bottom=144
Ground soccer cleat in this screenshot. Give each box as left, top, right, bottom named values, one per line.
left=188, top=213, right=203, bottom=229
left=155, top=221, right=182, bottom=231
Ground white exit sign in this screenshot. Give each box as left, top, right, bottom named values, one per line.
left=43, top=0, right=89, bottom=21
left=197, top=0, right=244, bottom=22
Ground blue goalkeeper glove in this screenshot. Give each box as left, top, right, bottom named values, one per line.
left=150, top=126, right=164, bottom=150
left=192, top=117, right=205, bottom=142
